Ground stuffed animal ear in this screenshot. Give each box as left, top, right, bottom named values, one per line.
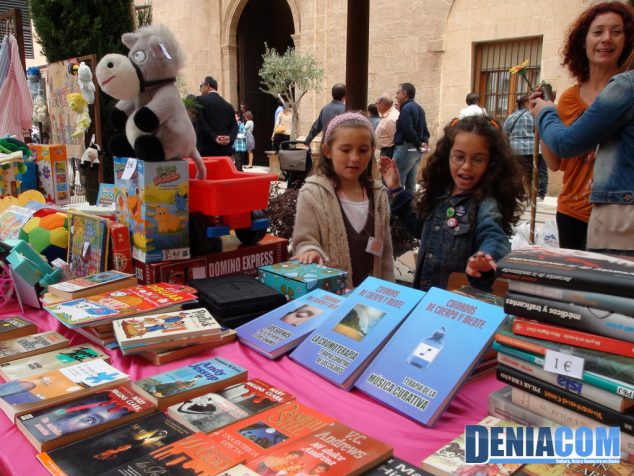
left=148, top=36, right=173, bottom=60
left=122, top=32, right=140, bottom=49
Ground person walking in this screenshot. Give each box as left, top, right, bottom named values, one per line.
left=303, top=83, right=346, bottom=146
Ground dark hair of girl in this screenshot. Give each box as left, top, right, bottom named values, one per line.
left=417, top=115, right=526, bottom=235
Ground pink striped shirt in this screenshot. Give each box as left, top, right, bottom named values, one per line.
left=0, top=35, right=33, bottom=140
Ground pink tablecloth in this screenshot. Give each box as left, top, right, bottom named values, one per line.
left=0, top=301, right=504, bottom=475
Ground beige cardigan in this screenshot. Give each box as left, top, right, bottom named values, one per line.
left=292, top=175, right=395, bottom=288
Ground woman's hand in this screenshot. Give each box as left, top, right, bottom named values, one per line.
left=529, top=89, right=555, bottom=118
left=379, top=156, right=401, bottom=190
left=465, top=251, right=496, bottom=278
left=294, top=251, right=324, bottom=265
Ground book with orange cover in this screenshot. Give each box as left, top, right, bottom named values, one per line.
left=138, top=329, right=237, bottom=365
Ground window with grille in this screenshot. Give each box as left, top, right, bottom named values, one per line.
left=474, top=37, right=542, bottom=123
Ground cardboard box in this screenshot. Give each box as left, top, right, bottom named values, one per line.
left=114, top=157, right=189, bottom=263
left=27, top=144, right=70, bottom=205
left=258, top=260, right=347, bottom=300
left=107, top=221, right=133, bottom=274
left=133, top=234, right=288, bottom=285
left=0, top=153, right=25, bottom=196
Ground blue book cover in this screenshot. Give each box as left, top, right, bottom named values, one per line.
left=289, top=277, right=426, bottom=389
left=133, top=357, right=247, bottom=406
left=236, top=289, right=346, bottom=359
left=355, top=287, right=507, bottom=426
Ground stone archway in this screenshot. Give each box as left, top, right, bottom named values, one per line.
left=222, top=0, right=298, bottom=164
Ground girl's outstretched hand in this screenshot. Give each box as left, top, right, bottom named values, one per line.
left=379, top=156, right=401, bottom=190
left=465, top=251, right=496, bottom=278
left=295, top=250, right=324, bottom=265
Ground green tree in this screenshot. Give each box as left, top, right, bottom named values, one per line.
left=259, top=45, right=324, bottom=140
left=30, top=0, right=135, bottom=185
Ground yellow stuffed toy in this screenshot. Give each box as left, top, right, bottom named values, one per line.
left=66, top=92, right=91, bottom=138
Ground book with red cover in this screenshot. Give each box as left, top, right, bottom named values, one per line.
left=246, top=421, right=393, bottom=476
left=144, top=401, right=335, bottom=474
left=513, top=317, right=634, bottom=358
left=44, top=283, right=197, bottom=328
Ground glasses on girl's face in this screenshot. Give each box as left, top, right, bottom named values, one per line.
left=449, top=154, right=488, bottom=168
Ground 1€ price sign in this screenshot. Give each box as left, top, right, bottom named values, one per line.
left=544, top=349, right=584, bottom=379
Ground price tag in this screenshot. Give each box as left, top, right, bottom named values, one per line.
left=543, top=349, right=584, bottom=379
left=121, top=158, right=137, bottom=180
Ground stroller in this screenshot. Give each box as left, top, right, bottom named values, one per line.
left=278, top=140, right=312, bottom=190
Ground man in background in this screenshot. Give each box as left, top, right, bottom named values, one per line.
left=375, top=94, right=400, bottom=158
left=303, top=83, right=346, bottom=146
left=196, top=76, right=237, bottom=156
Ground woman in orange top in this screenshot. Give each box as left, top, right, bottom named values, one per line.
left=542, top=1, right=633, bottom=250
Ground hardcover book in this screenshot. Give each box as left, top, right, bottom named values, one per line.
left=17, top=384, right=156, bottom=452
left=290, top=276, right=426, bottom=389
left=138, top=329, right=238, bottom=365
left=497, top=364, right=634, bottom=435
left=0, top=331, right=69, bottom=364
left=113, top=307, right=221, bottom=352
left=495, top=319, right=634, bottom=390
left=0, top=316, right=37, bottom=341
left=504, top=291, right=634, bottom=342
left=0, top=343, right=109, bottom=381
left=48, top=270, right=136, bottom=300
left=0, top=359, right=129, bottom=420
left=67, top=210, right=110, bottom=278
left=512, top=316, right=634, bottom=358
left=132, top=356, right=248, bottom=410
left=44, top=283, right=197, bottom=328
left=497, top=245, right=634, bottom=296
left=237, top=289, right=346, bottom=359
left=167, top=377, right=294, bottom=433
left=355, top=287, right=507, bottom=426
left=246, top=421, right=392, bottom=476
left=147, top=401, right=335, bottom=475
left=37, top=412, right=193, bottom=476
left=420, top=416, right=521, bottom=476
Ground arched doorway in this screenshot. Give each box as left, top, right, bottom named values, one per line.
left=236, top=0, right=294, bottom=165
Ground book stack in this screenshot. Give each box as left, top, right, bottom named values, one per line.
left=43, top=282, right=198, bottom=349
left=0, top=316, right=37, bottom=341
left=494, top=246, right=634, bottom=461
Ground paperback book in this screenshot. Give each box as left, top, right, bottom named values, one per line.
left=0, top=316, right=37, bottom=340
left=113, top=307, right=221, bottom=353
left=0, top=331, right=69, bottom=364
left=0, top=343, right=109, bottom=381
left=363, top=457, right=434, bottom=475
left=504, top=291, right=634, bottom=342
left=44, top=283, right=198, bottom=328
left=246, top=421, right=392, bottom=476
left=37, top=412, right=193, bottom=476
left=0, top=359, right=129, bottom=420
left=67, top=210, right=110, bottom=278
left=497, top=245, right=634, bottom=296
left=514, top=462, right=634, bottom=476
left=355, top=287, right=507, bottom=426
left=237, top=288, right=346, bottom=359
left=138, top=329, right=238, bottom=365
left=17, top=384, right=156, bottom=452
left=421, top=416, right=522, bottom=476
left=132, top=356, right=248, bottom=409
left=167, top=377, right=294, bottom=433
left=512, top=316, right=634, bottom=358
left=290, top=276, right=426, bottom=389
left=488, top=386, right=560, bottom=428
left=48, top=270, right=137, bottom=300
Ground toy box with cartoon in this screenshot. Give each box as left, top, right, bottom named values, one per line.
left=114, top=157, right=189, bottom=263
left=258, top=260, right=347, bottom=300
left=0, top=152, right=26, bottom=197
left=28, top=144, right=70, bottom=205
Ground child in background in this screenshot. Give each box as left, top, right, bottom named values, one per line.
left=233, top=112, right=247, bottom=171
left=380, top=115, right=525, bottom=291
left=292, top=112, right=395, bottom=289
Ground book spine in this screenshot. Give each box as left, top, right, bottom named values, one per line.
left=488, top=388, right=559, bottom=427
left=493, top=341, right=634, bottom=399
left=496, top=364, right=634, bottom=435
left=513, top=318, right=634, bottom=358
left=508, top=280, right=634, bottom=316
left=510, top=387, right=634, bottom=458
left=504, top=292, right=634, bottom=343
left=497, top=352, right=632, bottom=412
left=498, top=262, right=634, bottom=296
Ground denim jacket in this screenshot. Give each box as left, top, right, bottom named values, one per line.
left=537, top=70, right=634, bottom=204
left=391, top=190, right=510, bottom=291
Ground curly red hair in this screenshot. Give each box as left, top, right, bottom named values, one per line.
left=562, top=2, right=634, bottom=83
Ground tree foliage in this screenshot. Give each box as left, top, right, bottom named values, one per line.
left=259, top=45, right=324, bottom=139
